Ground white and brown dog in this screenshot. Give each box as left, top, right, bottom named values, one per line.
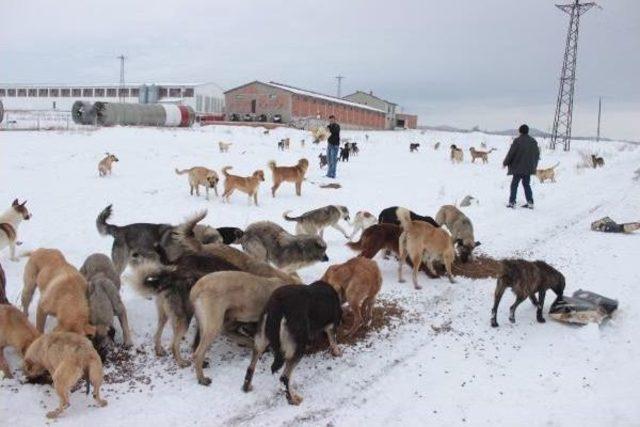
left=0, top=199, right=31, bottom=261
left=349, top=211, right=378, bottom=240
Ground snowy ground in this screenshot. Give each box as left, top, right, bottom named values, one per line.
left=1, top=125, right=639, bottom=426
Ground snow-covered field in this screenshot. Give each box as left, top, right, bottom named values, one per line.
left=1, top=125, right=639, bottom=426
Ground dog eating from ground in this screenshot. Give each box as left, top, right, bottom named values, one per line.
left=349, top=210, right=378, bottom=240
left=21, top=248, right=96, bottom=337
left=190, top=270, right=296, bottom=385
left=268, top=158, right=309, bottom=197
left=215, top=227, right=244, bottom=245
left=221, top=166, right=265, bottom=206
left=347, top=223, right=402, bottom=258
left=378, top=206, right=439, bottom=228
left=409, top=143, right=420, bottom=152
left=240, top=221, right=329, bottom=272
left=536, top=162, right=560, bottom=183
left=450, top=144, right=464, bottom=163
left=321, top=257, right=382, bottom=336
left=98, top=153, right=118, bottom=177
left=397, top=208, right=455, bottom=288
left=23, top=332, right=108, bottom=418
left=218, top=141, right=232, bottom=153
left=318, top=153, right=328, bottom=169
left=0, top=304, right=40, bottom=379
left=435, top=205, right=480, bottom=262
left=469, top=147, right=496, bottom=164
left=175, top=167, right=219, bottom=200
left=491, top=259, right=565, bottom=327
left=0, top=199, right=32, bottom=261
left=283, top=205, right=350, bottom=238
left=79, top=253, right=132, bottom=354
left=242, top=281, right=342, bottom=405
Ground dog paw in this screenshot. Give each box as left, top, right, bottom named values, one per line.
left=398, top=279, right=406, bottom=284
left=330, top=347, right=342, bottom=357
left=96, top=398, right=108, bottom=407
left=537, top=317, right=546, bottom=323
left=414, top=284, right=422, bottom=290
left=198, top=377, right=212, bottom=386
left=46, top=410, right=62, bottom=419
left=509, top=316, right=515, bottom=324
left=490, top=319, right=499, bottom=328
left=155, top=348, right=167, bottom=357
left=242, top=383, right=253, bottom=393
left=287, top=393, right=303, bottom=406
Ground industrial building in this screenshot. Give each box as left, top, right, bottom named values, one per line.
left=343, top=90, right=417, bottom=129
left=0, top=82, right=224, bottom=114
left=224, top=81, right=387, bottom=130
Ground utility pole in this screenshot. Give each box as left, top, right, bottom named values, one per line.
left=549, top=0, right=598, bottom=151
left=335, top=75, right=344, bottom=98
left=117, top=54, right=126, bottom=102
left=596, top=96, right=602, bottom=142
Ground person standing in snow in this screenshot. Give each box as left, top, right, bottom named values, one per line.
left=326, top=115, right=340, bottom=179
left=503, top=124, right=540, bottom=209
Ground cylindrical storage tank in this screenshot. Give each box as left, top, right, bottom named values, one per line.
left=163, top=105, right=196, bottom=127
left=0, top=100, right=4, bottom=124
left=148, top=85, right=159, bottom=104
left=71, top=101, right=97, bottom=125
left=95, top=102, right=166, bottom=127
left=138, top=85, right=148, bottom=104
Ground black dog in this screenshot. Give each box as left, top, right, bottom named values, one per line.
left=409, top=143, right=420, bottom=152
left=216, top=227, right=244, bottom=245
left=0, top=260, right=7, bottom=304
left=491, top=260, right=565, bottom=327
left=378, top=206, right=439, bottom=228
left=318, top=153, right=328, bottom=169
left=350, top=142, right=359, bottom=155
left=242, top=281, right=342, bottom=405
left=340, top=145, right=350, bottom=162
left=277, top=140, right=285, bottom=150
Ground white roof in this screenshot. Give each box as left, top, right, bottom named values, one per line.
left=266, top=82, right=385, bottom=113
left=0, top=82, right=205, bottom=89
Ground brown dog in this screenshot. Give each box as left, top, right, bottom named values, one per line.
left=21, top=249, right=95, bottom=336
left=0, top=261, right=6, bottom=304
left=321, top=257, right=382, bottom=336
left=536, top=162, right=559, bottom=183
left=346, top=223, right=401, bottom=259
left=450, top=145, right=464, bottom=163
left=268, top=158, right=309, bottom=197
left=397, top=208, right=455, bottom=289
left=98, top=153, right=118, bottom=177
left=23, top=332, right=107, bottom=418
left=221, top=166, right=265, bottom=206
left=0, top=304, right=40, bottom=378
left=469, top=147, right=495, bottom=164
left=175, top=166, right=219, bottom=200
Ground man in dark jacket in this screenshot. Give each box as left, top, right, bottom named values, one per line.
left=326, top=115, right=340, bottom=178
left=503, top=124, right=540, bottom=209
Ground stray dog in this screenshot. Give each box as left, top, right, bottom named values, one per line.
left=378, top=206, right=439, bottom=228
left=349, top=210, right=378, bottom=240
left=277, top=138, right=291, bottom=151
left=450, top=144, right=464, bottom=163
left=480, top=141, right=487, bottom=149
left=0, top=199, right=32, bottom=261
left=221, top=166, right=265, bottom=206
left=190, top=271, right=294, bottom=385
left=491, top=260, right=565, bottom=327
left=300, top=139, right=305, bottom=148
left=242, top=281, right=342, bottom=405
left=218, top=141, right=232, bottom=153
left=409, top=143, right=420, bottom=152
left=351, top=142, right=359, bottom=155
left=591, top=155, right=605, bottom=168
left=98, top=153, right=118, bottom=177
left=240, top=221, right=329, bottom=272
left=21, top=249, right=95, bottom=336
left=268, top=158, right=309, bottom=197
left=340, top=145, right=350, bottom=162
left=0, top=304, right=40, bottom=378
left=347, top=223, right=402, bottom=259
left=23, top=332, right=107, bottom=418
left=321, top=257, right=382, bottom=336
left=96, top=205, right=221, bottom=275
left=79, top=254, right=132, bottom=352
left=319, top=153, right=328, bottom=169
left=0, top=261, right=7, bottom=304
left=469, top=147, right=496, bottom=164
left=536, top=162, right=560, bottom=183
left=434, top=142, right=441, bottom=150
left=175, top=167, right=219, bottom=200
left=435, top=205, right=480, bottom=262
left=216, top=227, right=244, bottom=245
left=397, top=208, right=455, bottom=288
left=283, top=205, right=350, bottom=238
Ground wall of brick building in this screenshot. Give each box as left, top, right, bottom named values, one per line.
left=224, top=83, right=292, bottom=121
left=396, top=113, right=418, bottom=129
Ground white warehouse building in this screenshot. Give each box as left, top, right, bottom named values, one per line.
left=0, top=82, right=224, bottom=114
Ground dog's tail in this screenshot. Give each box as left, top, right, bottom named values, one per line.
left=550, top=162, right=560, bottom=170
left=265, top=308, right=286, bottom=373
left=175, top=168, right=190, bottom=175
left=267, top=160, right=277, bottom=171
left=282, top=210, right=301, bottom=222
left=221, top=166, right=233, bottom=177
left=396, top=207, right=412, bottom=230
left=172, top=210, right=208, bottom=254
left=96, top=205, right=119, bottom=237
left=127, top=260, right=175, bottom=297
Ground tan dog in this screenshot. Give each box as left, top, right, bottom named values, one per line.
left=450, top=145, right=463, bottom=163
left=397, top=208, right=455, bottom=289
left=175, top=167, right=219, bottom=200
left=218, top=141, right=232, bottom=153
left=221, top=166, right=265, bottom=206
left=21, top=249, right=95, bottom=336
left=469, top=147, right=496, bottom=164
left=0, top=304, right=40, bottom=378
left=536, top=162, right=559, bottom=183
left=268, top=158, right=309, bottom=197
left=23, top=332, right=107, bottom=418
left=321, top=257, right=382, bottom=336
left=0, top=199, right=32, bottom=261
left=190, top=271, right=292, bottom=385
left=98, top=153, right=118, bottom=177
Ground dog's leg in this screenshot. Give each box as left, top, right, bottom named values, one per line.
left=397, top=235, right=407, bottom=284
left=0, top=347, right=13, bottom=379
left=280, top=355, right=303, bottom=405
left=242, top=320, right=268, bottom=392
left=213, top=183, right=219, bottom=197
left=295, top=180, right=302, bottom=196
left=195, top=184, right=201, bottom=197
left=271, top=181, right=281, bottom=198
left=536, top=290, right=547, bottom=323
left=193, top=311, right=223, bottom=386
left=89, top=359, right=108, bottom=408
left=154, top=300, right=168, bottom=357
left=325, top=324, right=342, bottom=356
left=205, top=185, right=209, bottom=200
left=35, top=305, right=48, bottom=333
left=253, top=192, right=259, bottom=206
left=190, top=184, right=194, bottom=196
left=411, top=252, right=424, bottom=290
left=491, top=279, right=507, bottom=327
left=9, top=241, right=18, bottom=262
left=115, top=302, right=133, bottom=348
left=21, top=263, right=39, bottom=315
left=331, top=223, right=350, bottom=239
left=509, top=295, right=526, bottom=324
left=170, top=314, right=191, bottom=368
left=48, top=362, right=82, bottom=419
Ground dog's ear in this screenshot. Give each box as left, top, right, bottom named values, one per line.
left=20, top=200, right=27, bottom=207
left=474, top=241, right=481, bottom=247
left=12, top=199, right=18, bottom=206
left=455, top=238, right=463, bottom=246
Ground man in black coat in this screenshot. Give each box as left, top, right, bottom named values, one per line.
left=326, top=115, right=340, bottom=178
left=503, top=124, right=540, bottom=209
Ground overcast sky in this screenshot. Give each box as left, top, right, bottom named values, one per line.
left=1, top=0, right=638, bottom=140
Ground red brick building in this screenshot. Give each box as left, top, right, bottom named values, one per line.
left=224, top=81, right=386, bottom=129
left=395, top=113, right=418, bottom=129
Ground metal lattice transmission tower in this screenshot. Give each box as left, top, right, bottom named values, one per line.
left=550, top=0, right=597, bottom=151
left=117, top=55, right=126, bottom=102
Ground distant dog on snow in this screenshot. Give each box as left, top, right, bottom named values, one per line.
left=218, top=141, right=232, bottom=153
left=175, top=167, right=219, bottom=200
left=409, top=143, right=420, bottom=152
left=283, top=205, right=350, bottom=239
left=268, top=159, right=309, bottom=197
left=98, top=153, right=119, bottom=177
left=469, top=147, right=496, bottom=164
left=536, top=162, right=560, bottom=183
left=340, top=144, right=350, bottom=162
left=0, top=199, right=31, bottom=261
left=318, top=153, right=328, bottom=169
left=450, top=144, right=464, bottom=163
left=242, top=281, right=342, bottom=405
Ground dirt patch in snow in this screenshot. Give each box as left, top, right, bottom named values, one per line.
left=431, top=255, right=503, bottom=279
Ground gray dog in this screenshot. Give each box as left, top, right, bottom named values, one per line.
left=282, top=205, right=350, bottom=239
left=80, top=253, right=133, bottom=353
left=240, top=221, right=329, bottom=272
left=435, top=205, right=480, bottom=263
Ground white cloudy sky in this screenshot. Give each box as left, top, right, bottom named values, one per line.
left=1, top=0, right=638, bottom=140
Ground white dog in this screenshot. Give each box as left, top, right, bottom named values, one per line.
left=349, top=210, right=377, bottom=240
left=0, top=199, right=32, bottom=261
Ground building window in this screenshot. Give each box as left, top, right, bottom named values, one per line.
left=183, top=88, right=194, bottom=97
left=61, top=89, right=70, bottom=97
left=70, top=88, right=80, bottom=97
left=159, top=88, right=168, bottom=98
left=18, top=89, right=27, bottom=97
left=82, top=88, right=93, bottom=97
left=196, top=95, right=203, bottom=111
left=118, top=88, right=129, bottom=97
left=0, top=89, right=5, bottom=96
left=106, top=88, right=117, bottom=97
left=28, top=89, right=37, bottom=97
left=169, top=88, right=181, bottom=97
left=130, top=88, right=139, bottom=97
left=38, top=89, right=48, bottom=97
left=205, top=97, right=211, bottom=112
left=50, top=89, right=59, bottom=97
left=269, top=93, right=276, bottom=99
left=94, top=88, right=105, bottom=97
left=7, top=89, right=16, bottom=97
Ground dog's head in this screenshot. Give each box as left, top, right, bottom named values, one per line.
left=11, top=199, right=32, bottom=220
left=23, top=358, right=47, bottom=379
left=302, top=236, right=329, bottom=263
left=253, top=170, right=265, bottom=181
left=455, top=239, right=481, bottom=263
left=109, top=154, right=119, bottom=162
left=206, top=174, right=218, bottom=186
left=298, top=158, right=309, bottom=171
left=338, top=206, right=350, bottom=222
